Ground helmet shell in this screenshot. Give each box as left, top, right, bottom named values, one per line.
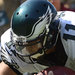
left=11, top=0, right=57, bottom=41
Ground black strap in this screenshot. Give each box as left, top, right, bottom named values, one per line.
left=9, top=65, right=22, bottom=75
left=2, top=60, right=22, bottom=75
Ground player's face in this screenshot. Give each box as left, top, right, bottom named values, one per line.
left=15, top=39, right=42, bottom=56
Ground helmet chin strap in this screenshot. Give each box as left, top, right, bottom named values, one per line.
left=14, top=47, right=48, bottom=72
left=29, top=57, right=43, bottom=72
left=29, top=51, right=48, bottom=72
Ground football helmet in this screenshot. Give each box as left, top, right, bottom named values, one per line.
left=11, top=0, right=60, bottom=58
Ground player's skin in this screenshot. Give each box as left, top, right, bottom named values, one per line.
left=0, top=62, right=17, bottom=75
left=49, top=0, right=61, bottom=11
left=35, top=71, right=54, bottom=75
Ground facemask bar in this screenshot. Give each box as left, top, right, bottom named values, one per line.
left=44, top=19, right=60, bottom=49
left=11, top=33, right=46, bottom=56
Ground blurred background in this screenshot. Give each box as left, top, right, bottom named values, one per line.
left=49, top=0, right=75, bottom=11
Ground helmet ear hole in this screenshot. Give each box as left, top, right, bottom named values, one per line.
left=17, top=12, right=19, bottom=15
left=25, top=14, right=28, bottom=18
left=36, top=10, right=40, bottom=13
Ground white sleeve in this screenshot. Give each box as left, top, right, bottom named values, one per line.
left=59, top=11, right=75, bottom=60
left=0, top=42, right=2, bottom=61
